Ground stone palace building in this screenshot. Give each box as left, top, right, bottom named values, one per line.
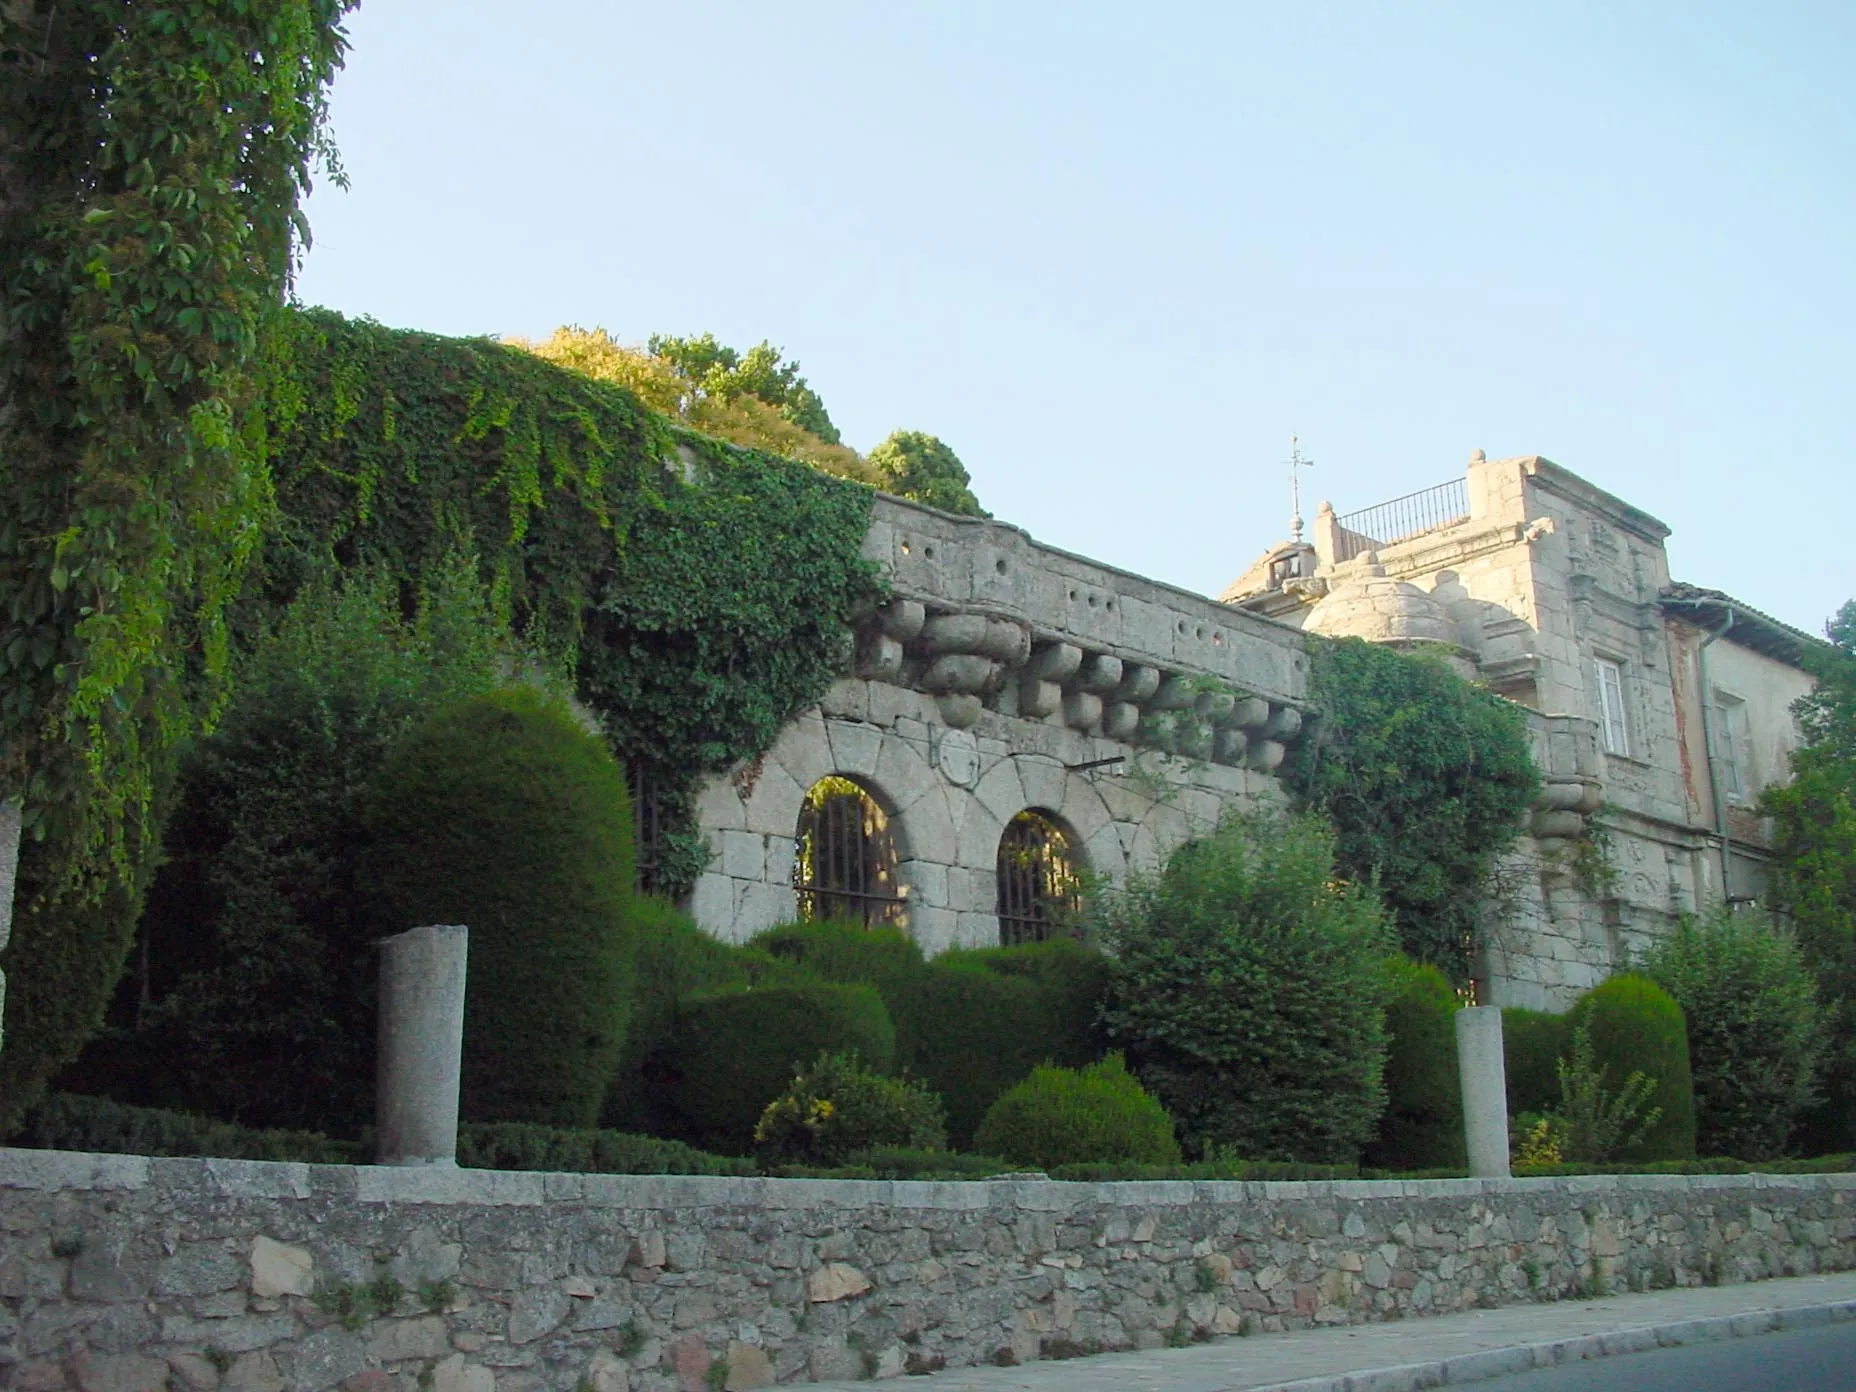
left=681, top=450, right=1822, bottom=1009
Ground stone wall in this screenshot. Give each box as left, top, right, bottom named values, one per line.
left=4, top=1149, right=1853, bottom=1392
left=687, top=496, right=1311, bottom=947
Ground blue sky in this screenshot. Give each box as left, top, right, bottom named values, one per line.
left=296, top=2, right=1854, bottom=636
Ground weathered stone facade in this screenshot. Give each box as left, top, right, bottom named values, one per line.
left=1226, top=452, right=1826, bottom=1008
left=3, top=1150, right=1853, bottom=1392
left=687, top=497, right=1309, bottom=949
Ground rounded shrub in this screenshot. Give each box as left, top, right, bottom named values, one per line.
left=1568, top=973, right=1696, bottom=1161
left=897, top=937, right=1111, bottom=1148
left=1502, top=1007, right=1571, bottom=1119
left=359, top=684, right=636, bottom=1128
left=973, top=1054, right=1180, bottom=1170
left=1365, top=957, right=1465, bottom=1170
left=1097, top=811, right=1394, bottom=1162
left=1639, top=909, right=1824, bottom=1159
left=751, top=919, right=925, bottom=999
left=753, top=1051, right=947, bottom=1166
left=664, top=982, right=895, bottom=1154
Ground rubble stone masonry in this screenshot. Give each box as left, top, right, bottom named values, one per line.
left=2, top=1150, right=1852, bottom=1392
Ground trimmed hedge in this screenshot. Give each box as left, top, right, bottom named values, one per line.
left=360, top=685, right=637, bottom=1128
left=746, top=921, right=1111, bottom=1149
left=1569, top=974, right=1696, bottom=1162
left=1365, top=957, right=1465, bottom=1170
left=7, top=1092, right=357, bottom=1163
left=1502, top=1007, right=1570, bottom=1119
left=663, top=983, right=896, bottom=1154
left=455, top=1122, right=751, bottom=1175
left=902, top=941, right=1110, bottom=1148
left=973, top=1055, right=1180, bottom=1170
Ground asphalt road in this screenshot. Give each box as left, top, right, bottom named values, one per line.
left=1474, top=1321, right=1856, bottom=1391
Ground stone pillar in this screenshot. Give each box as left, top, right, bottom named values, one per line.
left=0, top=799, right=19, bottom=1055
left=376, top=924, right=468, bottom=1166
left=1455, top=1005, right=1511, bottom=1179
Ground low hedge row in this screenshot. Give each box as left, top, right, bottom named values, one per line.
left=7, top=1092, right=361, bottom=1163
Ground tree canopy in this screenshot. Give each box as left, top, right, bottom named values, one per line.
left=1763, top=598, right=1856, bottom=1149
left=868, top=430, right=990, bottom=517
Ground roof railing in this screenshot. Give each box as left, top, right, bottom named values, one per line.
left=1332, top=477, right=1470, bottom=563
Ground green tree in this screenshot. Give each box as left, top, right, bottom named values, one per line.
left=867, top=430, right=990, bottom=517
left=1095, top=811, right=1394, bottom=1162
left=1639, top=907, right=1823, bottom=1159
left=1286, top=637, right=1540, bottom=981
left=0, top=0, right=351, bottom=1123
left=1763, top=598, right=1856, bottom=1150
left=647, top=332, right=841, bottom=443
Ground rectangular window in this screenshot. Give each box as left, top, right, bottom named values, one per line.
left=1595, top=658, right=1630, bottom=757
left=1713, top=690, right=1750, bottom=803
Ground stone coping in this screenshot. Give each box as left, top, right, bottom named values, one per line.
left=4, top=1146, right=1852, bottom=1209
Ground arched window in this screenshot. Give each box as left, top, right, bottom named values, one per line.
left=626, top=757, right=666, bottom=895
left=793, top=776, right=902, bottom=926
left=996, top=809, right=1082, bottom=946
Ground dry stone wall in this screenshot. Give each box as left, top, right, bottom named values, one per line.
left=4, top=1150, right=1853, bottom=1392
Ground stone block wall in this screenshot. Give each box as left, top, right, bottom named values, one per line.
left=3, top=1150, right=1853, bottom=1392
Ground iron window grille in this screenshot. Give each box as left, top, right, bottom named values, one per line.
left=995, top=809, right=1082, bottom=946
left=793, top=776, right=903, bottom=927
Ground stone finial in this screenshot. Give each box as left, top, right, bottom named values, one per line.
left=1469, top=448, right=1486, bottom=463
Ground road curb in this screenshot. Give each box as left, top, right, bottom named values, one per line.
left=1243, top=1298, right=1856, bottom=1392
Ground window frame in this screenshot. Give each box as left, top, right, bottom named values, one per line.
left=1594, top=656, right=1630, bottom=758
left=1712, top=688, right=1750, bottom=804
left=995, top=808, right=1083, bottom=947
left=792, top=775, right=903, bottom=928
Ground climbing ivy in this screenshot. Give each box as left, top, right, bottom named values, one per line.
left=263, top=308, right=880, bottom=899
left=1285, top=637, right=1540, bottom=982
left=0, top=1, right=350, bottom=1119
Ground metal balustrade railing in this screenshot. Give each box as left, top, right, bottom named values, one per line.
left=1332, top=477, right=1470, bottom=562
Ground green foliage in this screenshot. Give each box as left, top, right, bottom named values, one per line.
left=1555, top=1021, right=1664, bottom=1164
left=360, top=686, right=636, bottom=1127
left=1763, top=599, right=1856, bottom=1152
left=1048, top=1158, right=1358, bottom=1182
left=901, top=940, right=1110, bottom=1148
left=5, top=1092, right=355, bottom=1163
left=601, top=897, right=794, bottom=1133
left=1095, top=811, right=1395, bottom=1162
left=746, top=920, right=1110, bottom=1148
left=1364, top=957, right=1466, bottom=1170
left=973, top=1055, right=1180, bottom=1170
left=1569, top=974, right=1696, bottom=1161
left=663, top=983, right=896, bottom=1154
left=867, top=431, right=989, bottom=517
left=1639, top=908, right=1824, bottom=1159
left=646, top=332, right=842, bottom=445
left=266, top=308, right=879, bottom=902
left=455, top=1122, right=752, bottom=1176
left=754, top=1051, right=947, bottom=1166
left=65, top=562, right=515, bottom=1132
left=1502, top=1008, right=1571, bottom=1119
left=0, top=0, right=351, bottom=1126
left=1286, top=637, right=1540, bottom=981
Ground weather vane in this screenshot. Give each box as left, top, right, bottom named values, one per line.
left=1287, top=436, right=1314, bottom=544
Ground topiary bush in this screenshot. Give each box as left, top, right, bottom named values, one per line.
left=1096, top=812, right=1394, bottom=1162
left=1639, top=909, right=1825, bottom=1159
left=58, top=562, right=514, bottom=1135
left=456, top=1122, right=752, bottom=1176
left=1502, top=1007, right=1571, bottom=1120
left=600, top=897, right=809, bottom=1134
left=897, top=938, right=1111, bottom=1149
left=972, top=1054, right=1180, bottom=1170
left=6, top=1093, right=356, bottom=1164
left=359, top=684, right=637, bottom=1128
left=753, top=1051, right=947, bottom=1166
left=1568, top=973, right=1696, bottom=1161
left=662, top=982, right=896, bottom=1154
left=1364, top=957, right=1465, bottom=1170
left=751, top=919, right=926, bottom=1001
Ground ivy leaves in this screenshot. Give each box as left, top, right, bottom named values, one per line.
left=1286, top=637, right=1540, bottom=981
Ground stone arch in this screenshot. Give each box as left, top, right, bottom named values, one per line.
left=793, top=773, right=904, bottom=927
left=995, top=807, right=1086, bottom=946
